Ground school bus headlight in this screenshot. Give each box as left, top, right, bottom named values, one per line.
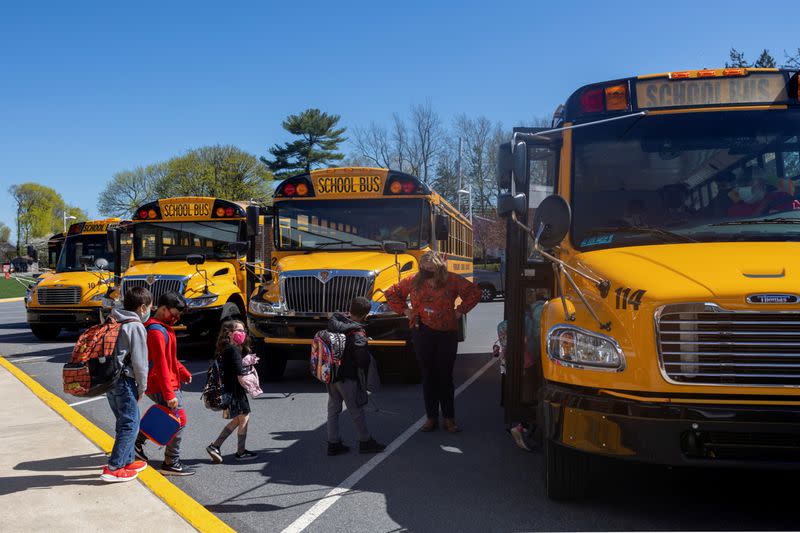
left=547, top=326, right=625, bottom=371
left=249, top=298, right=281, bottom=315
left=186, top=295, right=219, bottom=308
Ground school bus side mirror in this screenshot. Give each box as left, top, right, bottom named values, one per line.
left=531, top=195, right=571, bottom=249
left=186, top=254, right=206, bottom=266
left=496, top=142, right=512, bottom=189
left=246, top=205, right=260, bottom=238
left=79, top=255, right=95, bottom=267
left=496, top=193, right=527, bottom=218
left=382, top=240, right=408, bottom=255
left=434, top=215, right=449, bottom=241
left=106, top=228, right=117, bottom=253
left=512, top=141, right=528, bottom=190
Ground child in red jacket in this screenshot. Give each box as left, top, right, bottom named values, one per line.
left=134, top=292, right=194, bottom=476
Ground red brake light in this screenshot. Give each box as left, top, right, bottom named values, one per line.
left=225, top=207, right=234, bottom=217
left=284, top=184, right=296, bottom=196
left=580, top=88, right=603, bottom=113
left=138, top=209, right=148, bottom=219
left=401, top=181, right=416, bottom=194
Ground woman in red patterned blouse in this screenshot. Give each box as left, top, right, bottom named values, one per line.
left=386, top=251, right=481, bottom=433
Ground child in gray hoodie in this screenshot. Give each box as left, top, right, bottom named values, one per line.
left=101, top=286, right=152, bottom=483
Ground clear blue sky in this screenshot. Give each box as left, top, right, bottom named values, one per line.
left=1, top=0, right=796, bottom=240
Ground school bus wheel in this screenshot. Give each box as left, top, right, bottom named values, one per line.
left=544, top=438, right=588, bottom=501
left=30, top=324, right=61, bottom=341
left=255, top=343, right=288, bottom=382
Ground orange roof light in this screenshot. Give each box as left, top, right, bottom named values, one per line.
left=296, top=183, right=309, bottom=196
left=697, top=69, right=717, bottom=78
left=722, top=68, right=747, bottom=77
left=669, top=71, right=693, bottom=79
left=389, top=181, right=403, bottom=194
left=215, top=207, right=226, bottom=217
left=148, top=209, right=158, bottom=219
left=604, top=84, right=628, bottom=110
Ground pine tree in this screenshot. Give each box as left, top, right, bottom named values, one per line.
left=261, top=109, right=347, bottom=178
left=726, top=48, right=749, bottom=68
left=754, top=49, right=777, bottom=68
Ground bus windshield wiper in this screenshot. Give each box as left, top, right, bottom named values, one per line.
left=712, top=217, right=800, bottom=226
left=585, top=225, right=696, bottom=243
left=315, top=240, right=379, bottom=249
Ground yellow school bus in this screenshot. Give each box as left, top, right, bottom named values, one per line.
left=247, top=167, right=473, bottom=380
left=118, top=197, right=263, bottom=340
left=25, top=220, right=121, bottom=340
left=497, top=68, right=800, bottom=499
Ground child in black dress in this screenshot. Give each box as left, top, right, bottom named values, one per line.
left=206, top=320, right=256, bottom=462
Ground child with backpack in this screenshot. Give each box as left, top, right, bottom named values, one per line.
left=206, top=320, right=258, bottom=463
left=101, top=286, right=153, bottom=482
left=325, top=297, right=385, bottom=456
left=133, top=292, right=194, bottom=476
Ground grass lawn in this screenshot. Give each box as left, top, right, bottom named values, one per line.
left=0, top=277, right=30, bottom=299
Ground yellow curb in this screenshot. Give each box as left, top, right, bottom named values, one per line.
left=0, top=297, right=24, bottom=303
left=0, top=356, right=234, bottom=533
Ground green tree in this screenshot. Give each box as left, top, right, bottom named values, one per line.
left=156, top=145, right=274, bottom=202
left=262, top=109, right=347, bottom=178
left=8, top=183, right=85, bottom=254
left=97, top=163, right=166, bottom=217
left=726, top=47, right=777, bottom=68
left=0, top=222, right=11, bottom=244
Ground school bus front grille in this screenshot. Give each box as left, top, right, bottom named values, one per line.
left=121, top=277, right=186, bottom=305
left=281, top=272, right=373, bottom=314
left=36, top=286, right=81, bottom=305
left=656, top=304, right=800, bottom=387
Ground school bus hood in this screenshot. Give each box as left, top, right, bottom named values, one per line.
left=576, top=242, right=800, bottom=303
left=276, top=251, right=416, bottom=275
left=124, top=260, right=234, bottom=278
left=35, top=270, right=112, bottom=303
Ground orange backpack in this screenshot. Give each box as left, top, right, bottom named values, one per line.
left=62, top=316, right=134, bottom=397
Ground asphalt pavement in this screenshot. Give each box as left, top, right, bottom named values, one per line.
left=1, top=300, right=798, bottom=532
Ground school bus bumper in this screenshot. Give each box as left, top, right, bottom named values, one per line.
left=26, top=307, right=103, bottom=328
left=543, top=383, right=800, bottom=468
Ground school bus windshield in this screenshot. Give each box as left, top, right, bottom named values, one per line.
left=57, top=234, right=115, bottom=272
left=133, top=220, right=240, bottom=260
left=572, top=109, right=800, bottom=250
left=276, top=199, right=431, bottom=251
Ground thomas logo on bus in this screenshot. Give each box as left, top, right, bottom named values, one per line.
left=636, top=73, right=787, bottom=109
left=314, top=175, right=383, bottom=196
left=161, top=201, right=211, bottom=218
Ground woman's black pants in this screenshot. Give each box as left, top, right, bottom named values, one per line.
left=412, top=325, right=459, bottom=419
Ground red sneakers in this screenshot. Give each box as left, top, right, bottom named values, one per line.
left=125, top=460, right=148, bottom=473
left=100, top=466, right=138, bottom=483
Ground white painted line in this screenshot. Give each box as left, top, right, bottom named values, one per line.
left=69, top=396, right=108, bottom=407
left=191, top=370, right=206, bottom=376
left=281, top=356, right=497, bottom=533
left=7, top=355, right=50, bottom=364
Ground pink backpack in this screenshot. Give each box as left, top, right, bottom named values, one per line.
left=237, top=353, right=263, bottom=397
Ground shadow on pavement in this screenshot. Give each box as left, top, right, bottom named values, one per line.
left=15, top=452, right=107, bottom=472
left=5, top=453, right=108, bottom=497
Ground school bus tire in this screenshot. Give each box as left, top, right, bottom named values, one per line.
left=255, top=343, right=288, bottom=382
left=544, top=438, right=588, bottom=501
left=479, top=284, right=496, bottom=302
left=30, top=324, right=61, bottom=341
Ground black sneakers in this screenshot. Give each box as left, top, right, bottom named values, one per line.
left=134, top=442, right=148, bottom=462
left=327, top=441, right=350, bottom=456
left=358, top=438, right=386, bottom=454
left=234, top=450, right=258, bottom=461
left=161, top=460, right=195, bottom=476
left=206, top=444, right=223, bottom=464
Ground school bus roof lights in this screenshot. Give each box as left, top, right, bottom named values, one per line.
left=276, top=176, right=315, bottom=198
left=384, top=175, right=427, bottom=195
left=579, top=83, right=630, bottom=114
left=669, top=68, right=749, bottom=80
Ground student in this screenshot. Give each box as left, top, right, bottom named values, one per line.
left=386, top=251, right=481, bottom=433
left=134, top=292, right=194, bottom=476
left=206, top=320, right=257, bottom=463
left=326, top=296, right=385, bottom=456
left=101, top=286, right=153, bottom=483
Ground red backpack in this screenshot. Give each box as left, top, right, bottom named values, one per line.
left=62, top=316, right=134, bottom=397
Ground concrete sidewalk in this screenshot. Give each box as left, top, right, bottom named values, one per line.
left=0, top=364, right=196, bottom=533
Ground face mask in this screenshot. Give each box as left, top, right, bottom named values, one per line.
left=231, top=331, right=247, bottom=345
left=139, top=309, right=151, bottom=322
